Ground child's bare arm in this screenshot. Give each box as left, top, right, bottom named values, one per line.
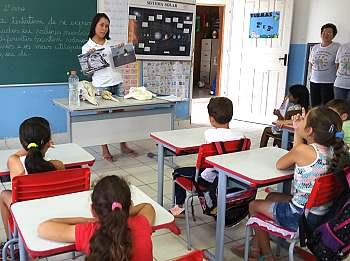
left=38, top=217, right=95, bottom=242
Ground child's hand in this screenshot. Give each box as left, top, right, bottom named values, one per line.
left=292, top=107, right=306, bottom=129
left=116, top=43, right=125, bottom=48
left=275, top=120, right=285, bottom=128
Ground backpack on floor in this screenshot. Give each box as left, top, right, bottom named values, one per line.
left=300, top=168, right=350, bottom=260
left=196, top=176, right=256, bottom=227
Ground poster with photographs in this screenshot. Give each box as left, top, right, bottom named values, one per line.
left=143, top=60, right=191, bottom=100
left=128, top=0, right=195, bottom=60
left=78, top=49, right=109, bottom=75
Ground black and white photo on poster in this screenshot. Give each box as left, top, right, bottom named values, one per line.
left=77, top=49, right=109, bottom=75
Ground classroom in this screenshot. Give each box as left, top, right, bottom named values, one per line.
left=1, top=0, right=350, bottom=260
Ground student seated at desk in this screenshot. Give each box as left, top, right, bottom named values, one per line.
left=326, top=99, right=350, bottom=146
left=0, top=117, right=64, bottom=243
left=260, top=84, right=309, bottom=148
left=234, top=107, right=349, bottom=260
left=170, top=97, right=243, bottom=216
left=38, top=175, right=155, bottom=261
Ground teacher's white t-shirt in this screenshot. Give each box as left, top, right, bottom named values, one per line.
left=81, top=38, right=122, bottom=88
left=309, top=42, right=340, bottom=83
left=334, top=43, right=350, bottom=89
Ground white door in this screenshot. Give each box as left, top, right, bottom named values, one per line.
left=225, top=0, right=294, bottom=124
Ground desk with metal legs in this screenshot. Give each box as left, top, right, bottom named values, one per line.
left=150, top=127, right=209, bottom=206
left=206, top=147, right=293, bottom=261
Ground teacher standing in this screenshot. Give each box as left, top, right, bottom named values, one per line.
left=82, top=13, right=136, bottom=161
left=309, top=23, right=340, bottom=106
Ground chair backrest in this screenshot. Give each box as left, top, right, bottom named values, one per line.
left=11, top=167, right=91, bottom=203
left=305, top=173, right=343, bottom=210
left=196, top=138, right=251, bottom=170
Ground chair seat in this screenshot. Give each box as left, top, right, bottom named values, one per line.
left=175, top=177, right=195, bottom=191
left=246, top=213, right=297, bottom=239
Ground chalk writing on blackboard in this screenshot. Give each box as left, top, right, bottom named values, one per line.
left=0, top=4, right=91, bottom=59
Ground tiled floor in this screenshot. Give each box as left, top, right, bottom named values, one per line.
left=0, top=119, right=315, bottom=261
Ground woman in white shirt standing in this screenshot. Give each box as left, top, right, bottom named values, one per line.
left=309, top=23, right=340, bottom=106
left=334, top=42, right=350, bottom=100
left=82, top=13, right=137, bottom=161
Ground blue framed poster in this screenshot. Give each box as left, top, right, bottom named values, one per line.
left=249, top=11, right=280, bottom=38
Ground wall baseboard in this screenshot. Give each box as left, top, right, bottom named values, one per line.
left=0, top=133, right=69, bottom=150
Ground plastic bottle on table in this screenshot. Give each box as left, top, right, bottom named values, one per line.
left=68, top=69, right=80, bottom=108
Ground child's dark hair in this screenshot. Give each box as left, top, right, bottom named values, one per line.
left=88, top=175, right=132, bottom=261
left=289, top=84, right=310, bottom=110
left=88, top=13, right=110, bottom=40
left=19, top=117, right=56, bottom=174
left=207, top=97, right=233, bottom=124
left=326, top=99, right=350, bottom=120
left=305, top=107, right=349, bottom=170
left=321, top=23, right=337, bottom=37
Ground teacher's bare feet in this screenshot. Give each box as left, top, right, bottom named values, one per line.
left=120, top=142, right=138, bottom=157
left=101, top=144, right=113, bottom=162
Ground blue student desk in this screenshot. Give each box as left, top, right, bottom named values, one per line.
left=54, top=97, right=176, bottom=147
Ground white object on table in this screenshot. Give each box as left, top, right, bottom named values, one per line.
left=150, top=127, right=209, bottom=205
left=11, top=185, right=175, bottom=260
left=205, top=147, right=294, bottom=261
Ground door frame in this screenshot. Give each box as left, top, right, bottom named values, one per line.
left=195, top=3, right=225, bottom=96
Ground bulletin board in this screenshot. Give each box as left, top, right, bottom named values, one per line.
left=142, top=60, right=191, bottom=99
left=100, top=0, right=194, bottom=104
left=128, top=0, right=196, bottom=60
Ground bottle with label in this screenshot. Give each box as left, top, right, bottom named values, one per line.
left=68, top=69, right=80, bottom=108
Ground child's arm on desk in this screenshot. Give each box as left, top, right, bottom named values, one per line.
left=129, top=203, right=155, bottom=225
left=38, top=217, right=96, bottom=242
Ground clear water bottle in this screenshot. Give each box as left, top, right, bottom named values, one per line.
left=116, top=83, right=125, bottom=97
left=68, top=69, right=80, bottom=108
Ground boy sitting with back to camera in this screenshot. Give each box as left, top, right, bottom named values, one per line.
left=169, top=97, right=244, bottom=216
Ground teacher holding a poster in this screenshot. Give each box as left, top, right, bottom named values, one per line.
left=82, top=13, right=137, bottom=161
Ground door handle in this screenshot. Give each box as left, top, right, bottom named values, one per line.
left=279, top=54, right=288, bottom=66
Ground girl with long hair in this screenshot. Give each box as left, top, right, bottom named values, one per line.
left=38, top=175, right=155, bottom=261
left=1, top=117, right=64, bottom=239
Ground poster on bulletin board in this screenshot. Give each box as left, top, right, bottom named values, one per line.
left=249, top=11, right=280, bottom=38
left=128, top=0, right=195, bottom=60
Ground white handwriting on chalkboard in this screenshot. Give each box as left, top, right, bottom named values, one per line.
left=3, top=4, right=25, bottom=12
left=11, top=16, right=44, bottom=25
left=0, top=14, right=91, bottom=58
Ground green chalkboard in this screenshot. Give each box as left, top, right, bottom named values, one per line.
left=0, top=1, right=96, bottom=85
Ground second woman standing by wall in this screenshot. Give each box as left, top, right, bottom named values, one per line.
left=334, top=42, right=350, bottom=100
left=309, top=23, right=340, bottom=106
